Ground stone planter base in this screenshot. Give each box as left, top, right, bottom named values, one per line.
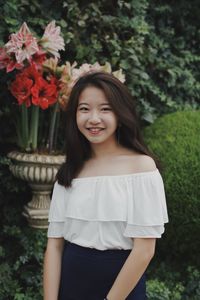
left=8, top=151, right=65, bottom=229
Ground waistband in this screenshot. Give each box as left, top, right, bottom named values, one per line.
left=64, top=241, right=131, bottom=259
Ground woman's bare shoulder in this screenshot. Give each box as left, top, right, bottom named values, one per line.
left=127, top=154, right=157, bottom=173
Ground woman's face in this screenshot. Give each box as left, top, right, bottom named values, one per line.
left=76, top=86, right=118, bottom=146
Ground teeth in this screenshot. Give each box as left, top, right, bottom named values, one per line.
left=90, top=128, right=101, bottom=132
left=88, top=128, right=103, bottom=133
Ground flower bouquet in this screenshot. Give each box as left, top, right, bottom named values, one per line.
left=0, top=21, right=125, bottom=154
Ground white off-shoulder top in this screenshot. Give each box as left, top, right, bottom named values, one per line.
left=47, top=169, right=168, bottom=250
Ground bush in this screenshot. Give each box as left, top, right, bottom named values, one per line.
left=0, top=225, right=46, bottom=300
left=182, top=267, right=200, bottom=300
left=0, top=156, right=46, bottom=300
left=147, top=263, right=200, bottom=300
left=144, top=110, right=200, bottom=266
left=147, top=279, right=184, bottom=300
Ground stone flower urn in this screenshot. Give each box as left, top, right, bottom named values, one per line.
left=7, top=151, right=65, bottom=229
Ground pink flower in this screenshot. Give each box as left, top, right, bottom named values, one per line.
left=39, top=21, right=65, bottom=58
left=5, top=22, right=39, bottom=64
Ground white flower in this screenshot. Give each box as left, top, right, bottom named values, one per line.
left=112, top=69, right=126, bottom=83
left=40, top=21, right=65, bottom=58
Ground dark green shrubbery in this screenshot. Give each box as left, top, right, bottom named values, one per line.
left=0, top=0, right=199, bottom=126
left=0, top=156, right=47, bottom=300
left=147, top=263, right=200, bottom=300
left=0, top=228, right=46, bottom=300
left=147, top=279, right=184, bottom=300
left=144, top=110, right=200, bottom=266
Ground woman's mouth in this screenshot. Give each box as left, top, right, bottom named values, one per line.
left=87, top=127, right=104, bottom=135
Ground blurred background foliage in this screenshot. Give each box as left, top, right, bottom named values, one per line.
left=0, top=0, right=199, bottom=299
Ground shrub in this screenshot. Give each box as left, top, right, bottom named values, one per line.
left=0, top=225, right=46, bottom=300
left=146, top=279, right=184, bottom=300
left=182, top=267, right=200, bottom=300
left=147, top=263, right=200, bottom=300
left=144, top=110, right=200, bottom=266
left=147, top=279, right=171, bottom=300
left=0, top=157, right=46, bottom=300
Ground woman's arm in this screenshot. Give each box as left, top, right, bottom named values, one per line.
left=43, top=237, right=64, bottom=300
left=106, top=238, right=156, bottom=300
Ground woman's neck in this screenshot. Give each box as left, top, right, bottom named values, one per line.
left=90, top=141, right=122, bottom=159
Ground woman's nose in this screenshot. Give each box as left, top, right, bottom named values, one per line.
left=89, top=111, right=101, bottom=123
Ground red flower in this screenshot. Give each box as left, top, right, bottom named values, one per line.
left=23, top=63, right=41, bottom=86
left=31, top=77, right=58, bottom=109
left=10, top=74, right=32, bottom=107
left=0, top=48, right=23, bottom=72
left=31, top=50, right=46, bottom=65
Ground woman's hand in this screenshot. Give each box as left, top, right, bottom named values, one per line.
left=106, top=238, right=156, bottom=300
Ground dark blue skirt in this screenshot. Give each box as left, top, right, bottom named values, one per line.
left=58, top=242, right=147, bottom=300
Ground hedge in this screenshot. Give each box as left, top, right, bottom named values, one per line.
left=144, top=110, right=200, bottom=267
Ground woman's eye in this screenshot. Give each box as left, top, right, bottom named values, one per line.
left=79, top=107, right=88, bottom=111
left=102, top=107, right=112, bottom=111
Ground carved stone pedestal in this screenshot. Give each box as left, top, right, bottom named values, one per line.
left=7, top=151, right=65, bottom=229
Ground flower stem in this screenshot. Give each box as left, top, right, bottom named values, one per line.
left=53, top=108, right=60, bottom=151
left=48, top=102, right=59, bottom=153
left=21, top=103, right=29, bottom=149
left=30, top=105, right=39, bottom=151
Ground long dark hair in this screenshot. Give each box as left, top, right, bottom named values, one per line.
left=56, top=71, right=159, bottom=187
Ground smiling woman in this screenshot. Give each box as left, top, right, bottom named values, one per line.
left=57, top=71, right=154, bottom=186
left=43, top=71, right=168, bottom=300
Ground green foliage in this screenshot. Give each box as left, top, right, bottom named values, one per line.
left=0, top=0, right=199, bottom=139
left=147, top=262, right=200, bottom=300
left=0, top=156, right=46, bottom=299
left=182, top=267, right=200, bottom=300
left=144, top=110, right=200, bottom=266
left=0, top=226, right=46, bottom=300
left=147, top=279, right=184, bottom=300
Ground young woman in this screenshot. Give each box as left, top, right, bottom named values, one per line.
left=43, top=72, right=168, bottom=300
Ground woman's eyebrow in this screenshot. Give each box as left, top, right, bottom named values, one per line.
left=78, top=102, right=89, bottom=106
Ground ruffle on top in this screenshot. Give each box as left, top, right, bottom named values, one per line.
left=48, top=169, right=169, bottom=250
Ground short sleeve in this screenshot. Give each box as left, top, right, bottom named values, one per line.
left=124, top=170, right=168, bottom=238
left=47, top=181, right=67, bottom=238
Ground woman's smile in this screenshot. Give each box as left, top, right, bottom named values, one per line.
left=87, top=127, right=105, bottom=135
